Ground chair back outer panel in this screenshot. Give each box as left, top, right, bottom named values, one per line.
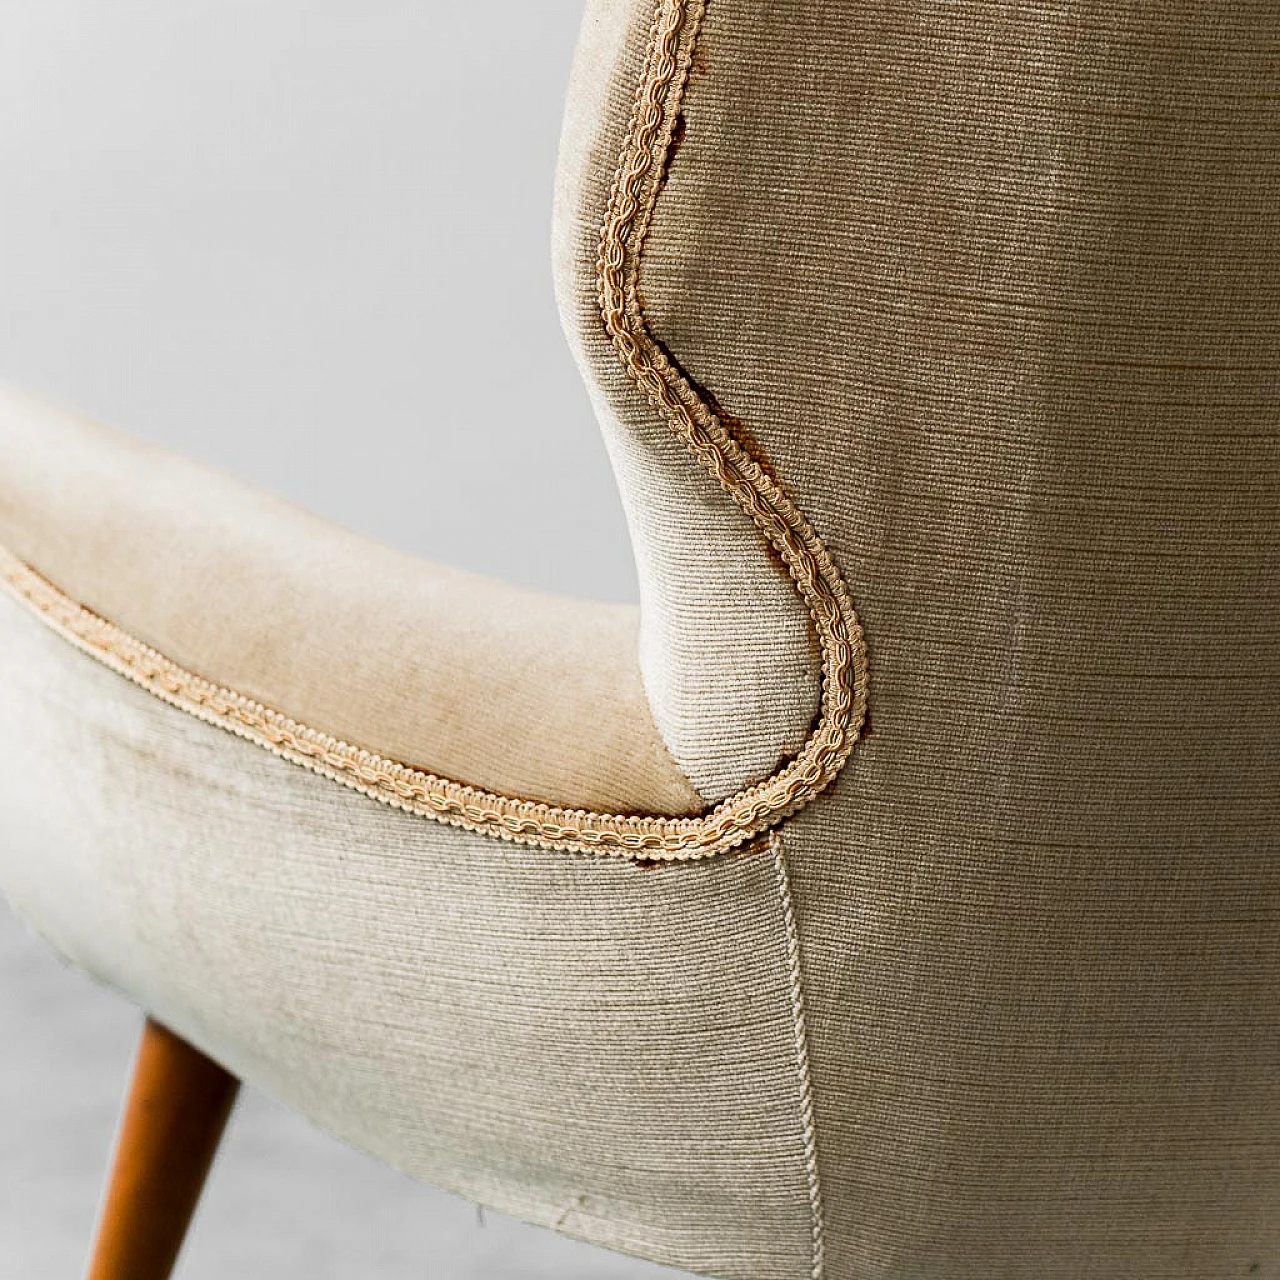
left=560, top=0, right=1280, bottom=1275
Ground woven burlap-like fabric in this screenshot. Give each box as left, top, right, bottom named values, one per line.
left=557, top=1, right=1279, bottom=1275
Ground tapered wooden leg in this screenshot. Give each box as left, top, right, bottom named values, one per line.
left=85, top=1018, right=240, bottom=1280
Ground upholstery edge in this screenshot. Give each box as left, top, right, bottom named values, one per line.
left=596, top=0, right=869, bottom=834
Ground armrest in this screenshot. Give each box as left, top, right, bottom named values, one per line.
left=0, top=383, right=704, bottom=818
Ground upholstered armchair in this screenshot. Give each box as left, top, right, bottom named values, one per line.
left=2, top=2, right=1277, bottom=1277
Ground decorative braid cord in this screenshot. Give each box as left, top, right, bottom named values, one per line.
left=0, top=0, right=867, bottom=860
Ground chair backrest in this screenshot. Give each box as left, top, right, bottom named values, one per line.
left=550, top=6, right=1280, bottom=1272
left=552, top=0, right=1280, bottom=813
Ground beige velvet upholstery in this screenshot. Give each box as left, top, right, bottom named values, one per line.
left=2, top=0, right=1278, bottom=1277
left=579, top=3, right=1278, bottom=1276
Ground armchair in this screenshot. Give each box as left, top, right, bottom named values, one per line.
left=2, top=1, right=1277, bottom=1277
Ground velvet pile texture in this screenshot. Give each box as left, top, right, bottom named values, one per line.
left=1, top=1, right=1277, bottom=1277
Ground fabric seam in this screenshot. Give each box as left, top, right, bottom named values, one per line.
left=770, top=830, right=826, bottom=1280
left=0, top=0, right=868, bottom=860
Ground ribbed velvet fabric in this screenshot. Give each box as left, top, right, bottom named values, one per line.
left=0, top=2, right=1276, bottom=1278
left=575, top=1, right=1279, bottom=1275
left=0, top=382, right=703, bottom=817
left=552, top=0, right=822, bottom=804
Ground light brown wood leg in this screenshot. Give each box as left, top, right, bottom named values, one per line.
left=85, top=1017, right=240, bottom=1280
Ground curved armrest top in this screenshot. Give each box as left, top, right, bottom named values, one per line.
left=0, top=384, right=704, bottom=818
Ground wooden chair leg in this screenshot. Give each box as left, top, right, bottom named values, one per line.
left=86, top=1017, right=240, bottom=1280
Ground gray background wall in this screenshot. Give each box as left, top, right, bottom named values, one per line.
left=0, top=2, right=692, bottom=1275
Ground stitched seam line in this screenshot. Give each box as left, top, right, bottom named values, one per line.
left=770, top=831, right=826, bottom=1280
left=0, top=0, right=868, bottom=860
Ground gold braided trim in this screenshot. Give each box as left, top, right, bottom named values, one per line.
left=0, top=0, right=867, bottom=861
left=596, top=0, right=869, bottom=833
left=1, top=548, right=689, bottom=857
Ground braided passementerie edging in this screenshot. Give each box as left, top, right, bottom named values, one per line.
left=0, top=0, right=866, bottom=860
left=596, top=0, right=869, bottom=834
